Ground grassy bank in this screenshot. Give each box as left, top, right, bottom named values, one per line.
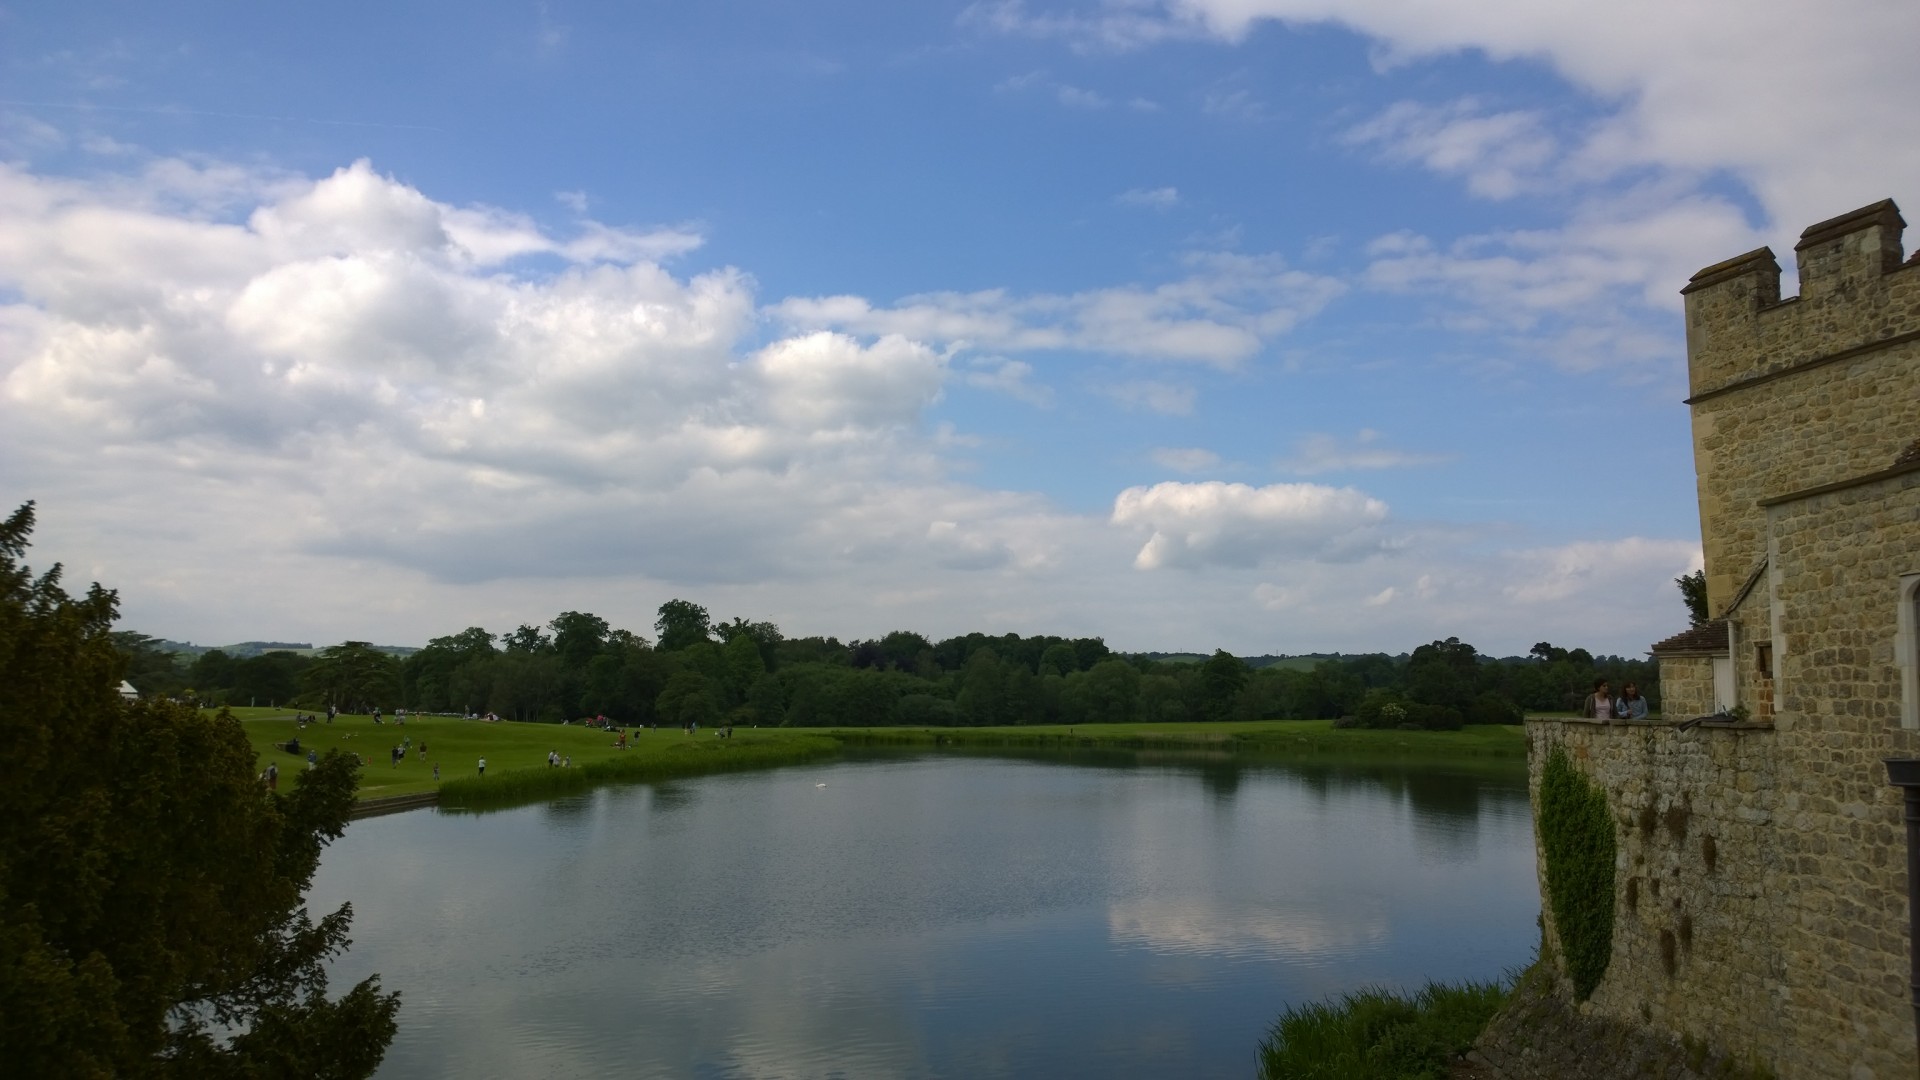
left=232, top=712, right=1526, bottom=806
left=436, top=733, right=842, bottom=810
left=232, top=709, right=834, bottom=800
left=828, top=720, right=1527, bottom=759
left=1259, top=978, right=1509, bottom=1079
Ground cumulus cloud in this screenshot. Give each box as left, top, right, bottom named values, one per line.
left=0, top=151, right=1709, bottom=657
left=1275, top=429, right=1447, bottom=475
left=0, top=157, right=983, bottom=596
left=1111, top=480, right=1392, bottom=569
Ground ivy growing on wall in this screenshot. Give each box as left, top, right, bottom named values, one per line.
left=1539, top=745, right=1617, bottom=999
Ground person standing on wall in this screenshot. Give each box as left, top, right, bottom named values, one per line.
left=1582, top=679, right=1614, bottom=721
left=1615, top=682, right=1649, bottom=719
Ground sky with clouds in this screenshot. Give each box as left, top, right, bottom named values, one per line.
left=3, top=0, right=1915, bottom=657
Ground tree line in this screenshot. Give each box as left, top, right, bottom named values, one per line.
left=124, top=601, right=1660, bottom=730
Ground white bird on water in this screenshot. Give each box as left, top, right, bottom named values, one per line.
left=815, top=782, right=827, bottom=788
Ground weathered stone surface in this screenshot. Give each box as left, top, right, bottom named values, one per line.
left=1475, top=964, right=1771, bottom=1080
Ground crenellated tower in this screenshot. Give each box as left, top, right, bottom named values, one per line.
left=1679, top=199, right=1918, bottom=613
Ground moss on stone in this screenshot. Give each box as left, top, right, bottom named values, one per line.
left=1539, top=744, right=1617, bottom=999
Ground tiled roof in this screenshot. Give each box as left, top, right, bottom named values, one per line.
left=1651, top=620, right=1729, bottom=656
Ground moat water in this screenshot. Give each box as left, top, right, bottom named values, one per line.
left=310, top=750, right=1538, bottom=1078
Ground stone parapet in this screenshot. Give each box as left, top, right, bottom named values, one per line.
left=1525, top=715, right=1917, bottom=1078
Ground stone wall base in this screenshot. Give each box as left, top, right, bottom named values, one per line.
left=1472, top=965, right=1773, bottom=1080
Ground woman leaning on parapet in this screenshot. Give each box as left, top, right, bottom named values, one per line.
left=1581, top=679, right=1614, bottom=721
left=1614, top=682, right=1648, bottom=719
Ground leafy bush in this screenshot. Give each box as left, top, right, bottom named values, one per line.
left=1467, top=692, right=1524, bottom=726
left=1403, top=703, right=1464, bottom=731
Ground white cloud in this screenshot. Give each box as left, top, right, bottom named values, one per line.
left=1344, top=99, right=1557, bottom=200
left=961, top=356, right=1053, bottom=406
left=756, top=332, right=947, bottom=430
left=1097, top=379, right=1196, bottom=415
left=1500, top=537, right=1701, bottom=606
left=1057, top=84, right=1109, bottom=109
left=975, top=0, right=1920, bottom=389
left=993, top=68, right=1110, bottom=110
left=1357, top=188, right=1764, bottom=375
left=772, top=251, right=1344, bottom=369
left=1115, top=186, right=1180, bottom=209
left=1151, top=447, right=1220, bottom=473
left=1276, top=429, right=1447, bottom=475
left=535, top=2, right=570, bottom=58
left=979, top=0, right=1920, bottom=235
left=0, top=152, right=1710, bottom=658
left=1111, top=480, right=1392, bottom=569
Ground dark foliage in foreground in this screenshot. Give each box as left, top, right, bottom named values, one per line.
left=0, top=503, right=398, bottom=1077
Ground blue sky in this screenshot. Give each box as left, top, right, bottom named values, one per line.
left=3, top=0, right=1915, bottom=656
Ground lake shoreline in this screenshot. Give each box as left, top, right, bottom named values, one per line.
left=232, top=709, right=1527, bottom=810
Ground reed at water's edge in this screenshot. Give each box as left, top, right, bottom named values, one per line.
left=1258, top=977, right=1510, bottom=1079
left=828, top=721, right=1527, bottom=759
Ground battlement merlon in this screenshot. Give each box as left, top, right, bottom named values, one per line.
left=1793, top=198, right=1906, bottom=300
left=1680, top=198, right=1912, bottom=400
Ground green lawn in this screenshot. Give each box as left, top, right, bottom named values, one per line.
left=232, top=711, right=1528, bottom=804
left=236, top=710, right=818, bottom=800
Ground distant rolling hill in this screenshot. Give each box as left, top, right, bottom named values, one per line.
left=156, top=639, right=418, bottom=659
left=1127, top=652, right=1384, bottom=670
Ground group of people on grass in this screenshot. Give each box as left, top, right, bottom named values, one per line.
left=1582, top=679, right=1649, bottom=720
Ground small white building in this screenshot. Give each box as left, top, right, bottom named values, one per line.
left=117, top=680, right=138, bottom=702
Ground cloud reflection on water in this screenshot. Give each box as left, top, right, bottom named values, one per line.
left=311, top=752, right=1535, bottom=1078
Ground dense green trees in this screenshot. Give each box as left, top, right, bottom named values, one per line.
left=116, top=591, right=1658, bottom=731
left=1676, top=569, right=1709, bottom=628
left=0, top=502, right=398, bottom=1076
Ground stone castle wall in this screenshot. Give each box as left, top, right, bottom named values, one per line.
left=1768, top=469, right=1920, bottom=731
left=1658, top=655, right=1717, bottom=720
left=1680, top=202, right=1918, bottom=612
left=1527, top=713, right=1918, bottom=1079
left=1518, top=200, right=1920, bottom=1079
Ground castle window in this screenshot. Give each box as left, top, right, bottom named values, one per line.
left=1901, top=574, right=1920, bottom=730
left=1755, top=642, right=1773, bottom=679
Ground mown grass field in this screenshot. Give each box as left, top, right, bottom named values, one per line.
left=231, top=709, right=1528, bottom=806
left=231, top=708, right=830, bottom=801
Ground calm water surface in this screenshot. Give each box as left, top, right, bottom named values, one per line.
left=310, top=751, right=1537, bottom=1078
